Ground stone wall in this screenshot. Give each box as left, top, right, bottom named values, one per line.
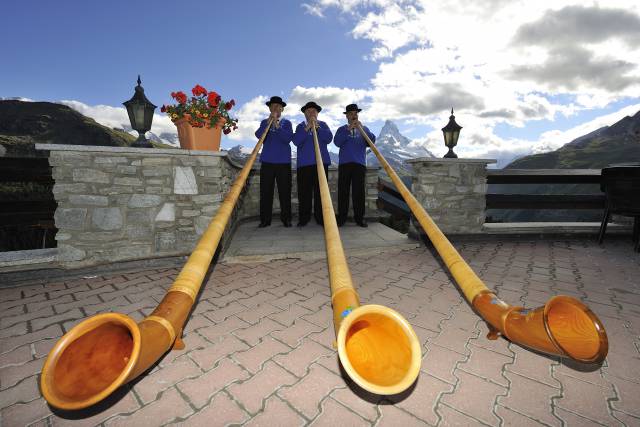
left=38, top=144, right=237, bottom=267
left=407, top=158, right=496, bottom=235
left=37, top=144, right=381, bottom=268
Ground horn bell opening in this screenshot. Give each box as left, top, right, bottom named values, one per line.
left=337, top=305, right=421, bottom=395
left=40, top=313, right=141, bottom=410
left=543, top=296, right=608, bottom=364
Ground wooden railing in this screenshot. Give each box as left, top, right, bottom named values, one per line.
left=0, top=157, right=57, bottom=250
left=486, top=169, right=605, bottom=211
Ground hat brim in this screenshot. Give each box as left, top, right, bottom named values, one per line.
left=343, top=109, right=362, bottom=114
left=301, top=105, right=322, bottom=113
left=266, top=101, right=286, bottom=107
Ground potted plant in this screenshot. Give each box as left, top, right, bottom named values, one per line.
left=161, top=84, right=238, bottom=151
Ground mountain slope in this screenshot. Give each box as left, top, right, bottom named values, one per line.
left=0, top=100, right=174, bottom=156
left=506, top=110, right=640, bottom=169
left=367, top=120, right=435, bottom=174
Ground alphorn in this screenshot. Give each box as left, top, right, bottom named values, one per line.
left=310, top=123, right=421, bottom=395
left=40, top=119, right=275, bottom=410
left=356, top=123, right=608, bottom=364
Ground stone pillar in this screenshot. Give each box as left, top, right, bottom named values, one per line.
left=406, top=158, right=496, bottom=235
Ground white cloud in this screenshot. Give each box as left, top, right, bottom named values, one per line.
left=60, top=100, right=179, bottom=146
left=299, top=0, right=640, bottom=161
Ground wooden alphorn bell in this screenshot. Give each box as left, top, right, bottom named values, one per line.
left=356, top=123, right=608, bottom=364
left=40, top=119, right=275, bottom=410
left=310, top=122, right=421, bottom=395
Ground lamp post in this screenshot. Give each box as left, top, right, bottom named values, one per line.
left=441, top=108, right=462, bottom=159
left=123, top=75, right=156, bottom=148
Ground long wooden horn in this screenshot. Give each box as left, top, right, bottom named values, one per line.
left=310, top=124, right=421, bottom=395
left=40, top=119, right=275, bottom=410
left=356, top=123, right=608, bottom=364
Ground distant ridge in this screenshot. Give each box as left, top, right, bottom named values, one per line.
left=506, top=110, right=640, bottom=169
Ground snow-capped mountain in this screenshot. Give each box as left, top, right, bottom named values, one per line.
left=367, top=120, right=435, bottom=174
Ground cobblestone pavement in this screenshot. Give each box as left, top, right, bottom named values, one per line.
left=1, top=239, right=639, bottom=426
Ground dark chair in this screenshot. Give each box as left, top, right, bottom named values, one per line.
left=598, top=166, right=640, bottom=252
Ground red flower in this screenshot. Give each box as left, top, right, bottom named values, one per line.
left=160, top=105, right=166, bottom=113
left=191, top=84, right=207, bottom=97
left=224, top=101, right=232, bottom=110
left=173, top=91, right=187, bottom=104
left=207, top=91, right=220, bottom=107
left=223, top=128, right=231, bottom=135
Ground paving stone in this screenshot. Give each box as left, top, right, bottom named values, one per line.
left=383, top=371, right=453, bottom=425
left=133, top=358, right=201, bottom=404
left=494, top=405, right=553, bottom=427
left=236, top=303, right=282, bottom=324
left=228, top=360, right=297, bottom=415
left=0, top=376, right=39, bottom=408
left=438, top=402, right=492, bottom=426
left=376, top=404, right=427, bottom=426
left=329, top=387, right=380, bottom=422
left=234, top=317, right=285, bottom=346
left=441, top=369, right=504, bottom=425
left=271, top=318, right=323, bottom=348
left=553, top=406, right=608, bottom=427
left=309, top=397, right=369, bottom=426
left=0, top=345, right=31, bottom=368
left=555, top=372, right=619, bottom=425
left=0, top=397, right=50, bottom=427
left=244, top=395, right=306, bottom=427
left=1, top=324, right=62, bottom=354
left=171, top=392, right=249, bottom=426
left=198, top=316, right=250, bottom=342
left=273, top=338, right=334, bottom=378
left=49, top=391, right=140, bottom=427
left=421, top=343, right=467, bottom=385
left=190, top=334, right=249, bottom=371
left=105, top=388, right=192, bottom=427
left=0, top=358, right=42, bottom=390
left=278, top=364, right=345, bottom=419
left=458, top=344, right=512, bottom=387
left=268, top=304, right=313, bottom=326
left=233, top=336, right=292, bottom=374
left=177, top=358, right=249, bottom=409
left=498, top=372, right=560, bottom=426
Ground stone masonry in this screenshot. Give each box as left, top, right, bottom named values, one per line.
left=408, top=158, right=496, bottom=235
left=37, top=145, right=381, bottom=268
left=38, top=144, right=237, bottom=268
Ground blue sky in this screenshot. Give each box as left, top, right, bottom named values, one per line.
left=2, top=0, right=640, bottom=166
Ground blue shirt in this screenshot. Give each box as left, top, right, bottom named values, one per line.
left=255, top=118, right=293, bottom=164
left=293, top=121, right=333, bottom=168
left=334, top=125, right=376, bottom=166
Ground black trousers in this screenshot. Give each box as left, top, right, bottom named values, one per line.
left=260, top=162, right=291, bottom=224
left=337, top=162, right=366, bottom=223
left=297, top=164, right=329, bottom=224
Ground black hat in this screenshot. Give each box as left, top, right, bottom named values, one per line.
left=343, top=103, right=362, bottom=114
left=266, top=96, right=286, bottom=107
left=301, top=101, right=322, bottom=113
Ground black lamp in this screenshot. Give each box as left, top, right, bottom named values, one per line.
left=441, top=108, right=462, bottom=158
left=123, top=75, right=156, bottom=148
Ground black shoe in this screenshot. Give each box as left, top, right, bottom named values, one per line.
left=356, top=220, right=368, bottom=228
left=315, top=219, right=324, bottom=226
left=282, top=220, right=292, bottom=227
left=336, top=216, right=346, bottom=227
left=258, top=221, right=270, bottom=228
left=297, top=221, right=308, bottom=227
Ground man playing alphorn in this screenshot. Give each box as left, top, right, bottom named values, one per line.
left=333, top=103, right=375, bottom=227
left=255, top=96, right=294, bottom=228
left=293, top=101, right=333, bottom=227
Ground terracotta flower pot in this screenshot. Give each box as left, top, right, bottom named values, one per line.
left=173, top=115, right=226, bottom=151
